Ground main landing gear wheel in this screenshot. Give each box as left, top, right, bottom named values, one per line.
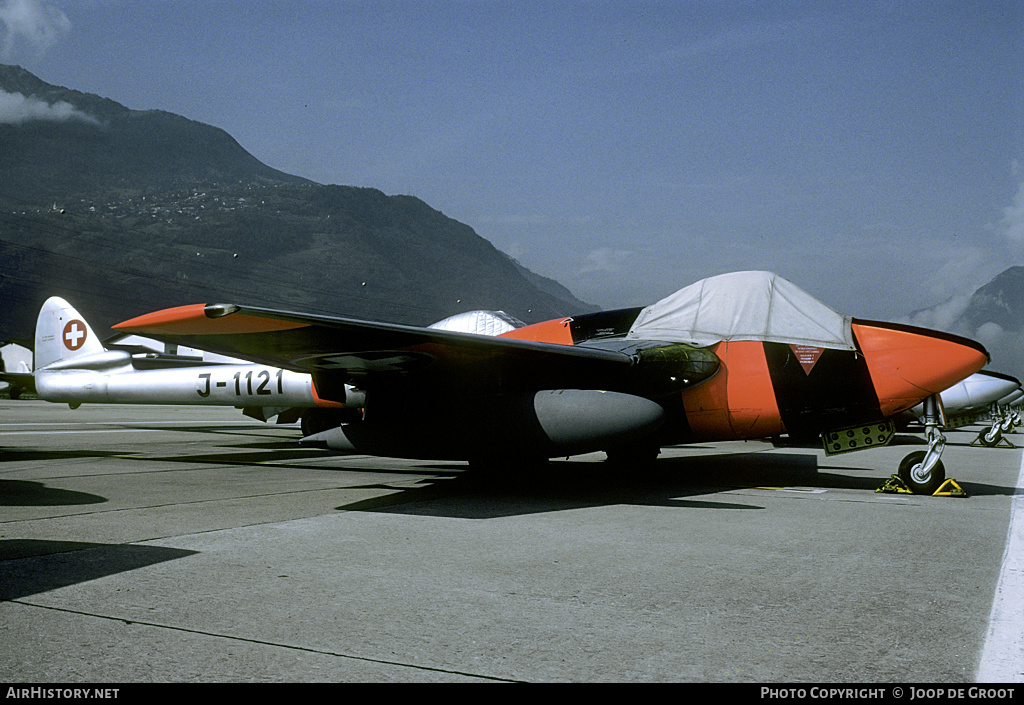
left=898, top=450, right=946, bottom=495
left=978, top=425, right=1003, bottom=448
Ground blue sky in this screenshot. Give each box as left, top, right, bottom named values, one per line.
left=2, top=0, right=1023, bottom=323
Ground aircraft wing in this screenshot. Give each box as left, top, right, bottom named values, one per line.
left=113, top=303, right=694, bottom=400
left=0, top=371, right=35, bottom=397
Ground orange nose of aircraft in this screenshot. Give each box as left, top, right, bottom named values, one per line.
left=852, top=320, right=990, bottom=416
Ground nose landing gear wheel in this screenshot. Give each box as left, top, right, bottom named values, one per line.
left=898, top=450, right=946, bottom=495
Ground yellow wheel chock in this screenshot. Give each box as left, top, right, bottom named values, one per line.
left=970, top=434, right=1016, bottom=449
left=932, top=478, right=968, bottom=497
left=876, top=475, right=913, bottom=494
left=876, top=475, right=968, bottom=497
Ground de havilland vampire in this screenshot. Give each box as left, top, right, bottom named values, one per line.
left=110, top=271, right=990, bottom=494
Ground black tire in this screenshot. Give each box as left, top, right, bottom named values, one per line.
left=978, top=426, right=1003, bottom=447
left=300, top=409, right=344, bottom=436
left=898, top=450, right=945, bottom=495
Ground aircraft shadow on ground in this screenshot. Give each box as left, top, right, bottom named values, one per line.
left=0, top=540, right=198, bottom=600
left=143, top=447, right=332, bottom=465
left=332, top=452, right=845, bottom=519
left=0, top=479, right=107, bottom=507
left=331, top=441, right=1024, bottom=518
left=154, top=425, right=304, bottom=440
left=131, top=440, right=463, bottom=477
left=0, top=448, right=128, bottom=463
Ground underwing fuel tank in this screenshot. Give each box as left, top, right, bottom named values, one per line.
left=303, top=389, right=666, bottom=460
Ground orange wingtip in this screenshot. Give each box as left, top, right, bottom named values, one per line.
left=500, top=317, right=574, bottom=345
left=114, top=304, right=309, bottom=336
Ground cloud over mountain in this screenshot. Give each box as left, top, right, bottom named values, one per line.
left=0, top=87, right=99, bottom=124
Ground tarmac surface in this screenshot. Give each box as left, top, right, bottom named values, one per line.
left=2, top=400, right=1023, bottom=683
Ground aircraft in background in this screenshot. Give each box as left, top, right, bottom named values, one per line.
left=996, top=387, right=1024, bottom=413
left=114, top=271, right=990, bottom=494
left=903, top=370, right=1021, bottom=429
left=983, top=386, right=1024, bottom=444
left=896, top=369, right=1020, bottom=450
left=0, top=340, right=34, bottom=398
left=943, top=370, right=1020, bottom=419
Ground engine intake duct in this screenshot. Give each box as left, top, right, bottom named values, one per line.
left=581, top=340, right=720, bottom=397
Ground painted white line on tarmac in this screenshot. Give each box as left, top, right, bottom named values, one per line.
left=0, top=421, right=278, bottom=435
left=1, top=428, right=174, bottom=435
left=976, top=452, right=1024, bottom=683
left=1, top=420, right=269, bottom=428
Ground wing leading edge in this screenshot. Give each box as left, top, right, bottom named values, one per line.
left=113, top=303, right=721, bottom=402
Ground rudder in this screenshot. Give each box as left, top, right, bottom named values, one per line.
left=35, top=297, right=104, bottom=370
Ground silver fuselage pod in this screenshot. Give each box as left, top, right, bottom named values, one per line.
left=996, top=388, right=1024, bottom=409
left=916, top=371, right=1022, bottom=417
left=35, top=349, right=319, bottom=407
left=302, top=389, right=666, bottom=461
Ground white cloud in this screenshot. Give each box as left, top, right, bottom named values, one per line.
left=902, top=293, right=972, bottom=334
left=662, top=19, right=802, bottom=62
left=578, top=247, right=632, bottom=275
left=0, top=0, right=70, bottom=60
left=0, top=88, right=98, bottom=125
left=904, top=178, right=1024, bottom=334
left=975, top=321, right=1005, bottom=346
left=1000, top=180, right=1024, bottom=245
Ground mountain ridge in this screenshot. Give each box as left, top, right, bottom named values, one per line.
left=0, top=65, right=596, bottom=342
left=962, top=266, right=1024, bottom=333
left=907, top=266, right=1024, bottom=381
left=5, top=64, right=1020, bottom=383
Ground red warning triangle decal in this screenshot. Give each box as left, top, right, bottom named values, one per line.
left=790, top=344, right=824, bottom=375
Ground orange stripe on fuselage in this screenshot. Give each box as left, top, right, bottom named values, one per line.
left=680, top=340, right=784, bottom=439
left=504, top=320, right=785, bottom=440
left=500, top=318, right=575, bottom=345
left=114, top=305, right=309, bottom=336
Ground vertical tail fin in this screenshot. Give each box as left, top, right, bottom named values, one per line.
left=35, top=297, right=104, bottom=370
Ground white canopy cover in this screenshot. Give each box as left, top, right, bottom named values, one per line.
left=626, top=271, right=856, bottom=350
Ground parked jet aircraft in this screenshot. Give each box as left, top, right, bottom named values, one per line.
left=114, top=271, right=989, bottom=494
left=0, top=341, right=34, bottom=398
left=997, top=388, right=1024, bottom=409
left=942, top=370, right=1021, bottom=415
left=902, top=370, right=1021, bottom=428
left=993, top=388, right=1024, bottom=432
left=966, top=383, right=1024, bottom=448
